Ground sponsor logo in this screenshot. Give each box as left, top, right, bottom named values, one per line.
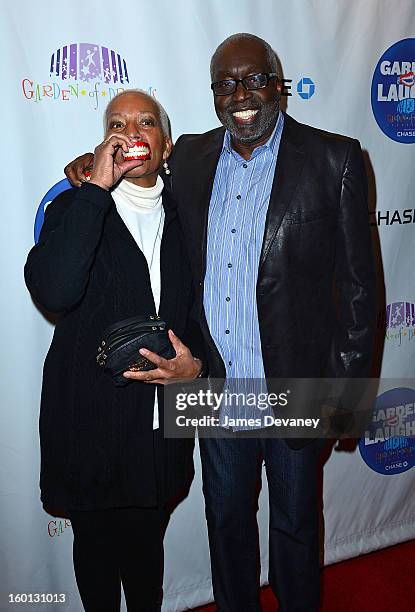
left=369, top=208, right=415, bottom=226
left=384, top=302, right=415, bottom=346
left=47, top=518, right=71, bottom=538
left=280, top=77, right=316, bottom=100
left=34, top=179, right=71, bottom=243
left=359, top=387, right=415, bottom=475
left=296, top=77, right=315, bottom=99
left=371, top=38, right=415, bottom=143
left=22, top=42, right=131, bottom=110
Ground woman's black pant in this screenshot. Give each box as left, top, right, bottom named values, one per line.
left=68, top=506, right=168, bottom=612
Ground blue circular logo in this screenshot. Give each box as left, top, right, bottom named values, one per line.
left=359, top=387, right=415, bottom=475
left=297, top=77, right=315, bottom=100
left=371, top=38, right=415, bottom=143
left=34, top=178, right=71, bottom=243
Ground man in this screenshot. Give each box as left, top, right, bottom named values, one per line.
left=66, top=33, right=376, bottom=611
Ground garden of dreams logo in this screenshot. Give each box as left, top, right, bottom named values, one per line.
left=22, top=43, right=130, bottom=110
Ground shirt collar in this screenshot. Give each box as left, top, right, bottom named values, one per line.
left=222, top=110, right=284, bottom=160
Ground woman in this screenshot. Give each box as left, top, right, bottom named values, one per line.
left=25, top=89, right=204, bottom=612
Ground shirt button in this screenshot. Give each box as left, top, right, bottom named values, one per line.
left=243, top=163, right=248, bottom=168
left=231, top=229, right=236, bottom=233
left=225, top=329, right=230, bottom=334
left=228, top=361, right=232, bottom=366
left=226, top=297, right=230, bottom=302
left=236, top=195, right=241, bottom=200
left=228, top=263, right=232, bottom=268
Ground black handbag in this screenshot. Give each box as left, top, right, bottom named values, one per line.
left=96, top=315, right=175, bottom=386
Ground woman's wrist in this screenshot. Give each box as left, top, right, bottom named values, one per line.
left=88, top=176, right=111, bottom=191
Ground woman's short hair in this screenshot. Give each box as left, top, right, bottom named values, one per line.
left=104, top=88, right=171, bottom=137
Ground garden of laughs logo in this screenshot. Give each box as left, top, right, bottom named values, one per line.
left=371, top=38, right=415, bottom=143
left=22, top=42, right=130, bottom=110
left=359, top=387, right=415, bottom=475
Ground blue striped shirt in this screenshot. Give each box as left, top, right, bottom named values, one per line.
left=204, top=113, right=284, bottom=428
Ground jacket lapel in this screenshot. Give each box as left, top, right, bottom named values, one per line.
left=259, top=113, right=306, bottom=269
left=180, top=129, right=224, bottom=281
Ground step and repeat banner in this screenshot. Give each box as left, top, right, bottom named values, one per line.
left=1, top=1, right=414, bottom=610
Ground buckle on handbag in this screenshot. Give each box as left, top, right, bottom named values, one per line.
left=96, top=352, right=107, bottom=366
left=128, top=357, right=151, bottom=372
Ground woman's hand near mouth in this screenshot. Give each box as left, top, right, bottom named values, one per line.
left=89, top=134, right=145, bottom=191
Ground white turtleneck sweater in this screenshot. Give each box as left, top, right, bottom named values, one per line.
left=112, top=176, right=165, bottom=430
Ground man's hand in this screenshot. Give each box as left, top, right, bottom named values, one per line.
left=64, top=153, right=94, bottom=187
left=123, top=330, right=203, bottom=385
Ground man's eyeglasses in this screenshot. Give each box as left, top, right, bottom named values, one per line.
left=211, top=73, right=279, bottom=96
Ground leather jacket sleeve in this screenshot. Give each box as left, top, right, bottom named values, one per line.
left=328, top=139, right=376, bottom=378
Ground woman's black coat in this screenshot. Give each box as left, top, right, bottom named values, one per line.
left=25, top=182, right=200, bottom=511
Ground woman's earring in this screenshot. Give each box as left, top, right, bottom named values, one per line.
left=163, top=160, right=171, bottom=175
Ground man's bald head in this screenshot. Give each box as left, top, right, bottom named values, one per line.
left=210, top=33, right=279, bottom=79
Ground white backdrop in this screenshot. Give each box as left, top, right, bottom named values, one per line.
left=1, top=1, right=415, bottom=610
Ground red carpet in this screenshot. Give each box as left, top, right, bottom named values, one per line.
left=193, top=539, right=415, bottom=611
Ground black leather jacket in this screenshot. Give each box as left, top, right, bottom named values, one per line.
left=169, top=113, right=376, bottom=385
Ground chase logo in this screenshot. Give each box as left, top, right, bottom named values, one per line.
left=22, top=42, right=130, bottom=110
left=371, top=38, right=415, bottom=143
left=296, top=77, right=315, bottom=100
left=359, top=387, right=415, bottom=475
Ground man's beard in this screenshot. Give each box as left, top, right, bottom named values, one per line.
left=217, top=96, right=280, bottom=143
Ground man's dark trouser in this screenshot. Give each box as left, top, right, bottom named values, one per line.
left=199, top=436, right=323, bottom=612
